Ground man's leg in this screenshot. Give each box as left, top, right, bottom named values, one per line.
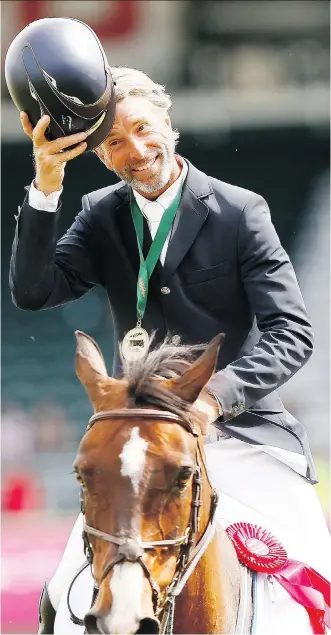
left=204, top=436, right=331, bottom=579
left=204, top=437, right=330, bottom=634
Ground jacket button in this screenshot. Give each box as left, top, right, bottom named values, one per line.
left=171, top=334, right=181, bottom=345
left=161, top=286, right=171, bottom=294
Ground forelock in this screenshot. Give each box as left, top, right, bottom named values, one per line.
left=120, top=335, right=205, bottom=423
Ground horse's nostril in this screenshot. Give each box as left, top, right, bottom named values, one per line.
left=84, top=611, right=106, bottom=634
left=136, top=617, right=160, bottom=634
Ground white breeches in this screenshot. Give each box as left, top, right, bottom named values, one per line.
left=204, top=438, right=331, bottom=634
left=48, top=437, right=331, bottom=634
left=204, top=437, right=331, bottom=580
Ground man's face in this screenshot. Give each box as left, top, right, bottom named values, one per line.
left=95, top=96, right=176, bottom=194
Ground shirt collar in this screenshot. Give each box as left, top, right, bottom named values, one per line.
left=132, top=158, right=188, bottom=223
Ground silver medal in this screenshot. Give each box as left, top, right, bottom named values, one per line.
left=121, top=326, right=150, bottom=363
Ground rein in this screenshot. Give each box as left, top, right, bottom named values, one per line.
left=67, top=408, right=219, bottom=629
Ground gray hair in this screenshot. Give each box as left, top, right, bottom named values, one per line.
left=109, top=66, right=179, bottom=143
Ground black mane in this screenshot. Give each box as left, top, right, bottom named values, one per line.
left=121, top=336, right=206, bottom=424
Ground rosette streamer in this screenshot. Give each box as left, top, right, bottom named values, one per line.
left=226, top=522, right=331, bottom=634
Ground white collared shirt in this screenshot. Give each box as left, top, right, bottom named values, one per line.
left=132, top=158, right=188, bottom=266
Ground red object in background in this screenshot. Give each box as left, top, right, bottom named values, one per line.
left=1, top=472, right=44, bottom=512
left=18, top=0, right=140, bottom=40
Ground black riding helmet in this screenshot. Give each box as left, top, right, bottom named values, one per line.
left=5, top=17, right=116, bottom=151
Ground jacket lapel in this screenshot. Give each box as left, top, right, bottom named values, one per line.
left=161, top=160, right=213, bottom=284
left=112, top=186, right=139, bottom=271
left=113, top=160, right=213, bottom=285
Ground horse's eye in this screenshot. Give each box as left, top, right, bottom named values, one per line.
left=76, top=473, right=85, bottom=487
left=177, top=467, right=193, bottom=489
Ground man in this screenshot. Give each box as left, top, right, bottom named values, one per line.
left=11, top=67, right=330, bottom=632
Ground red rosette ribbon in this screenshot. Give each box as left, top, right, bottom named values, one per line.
left=226, top=522, right=331, bottom=634
left=226, top=522, right=288, bottom=573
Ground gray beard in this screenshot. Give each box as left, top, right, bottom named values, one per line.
left=115, top=140, right=175, bottom=195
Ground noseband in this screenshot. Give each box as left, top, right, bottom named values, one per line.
left=67, top=408, right=219, bottom=628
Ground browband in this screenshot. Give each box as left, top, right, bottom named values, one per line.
left=87, top=408, right=199, bottom=436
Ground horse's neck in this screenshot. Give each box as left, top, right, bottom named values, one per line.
left=173, top=530, right=239, bottom=634
left=173, top=457, right=240, bottom=634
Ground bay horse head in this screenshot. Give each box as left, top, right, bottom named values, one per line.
left=72, top=331, right=225, bottom=634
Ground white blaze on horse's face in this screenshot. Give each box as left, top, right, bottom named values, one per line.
left=106, top=561, right=145, bottom=634
left=119, top=426, right=148, bottom=495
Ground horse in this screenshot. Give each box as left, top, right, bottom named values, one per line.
left=71, top=329, right=243, bottom=634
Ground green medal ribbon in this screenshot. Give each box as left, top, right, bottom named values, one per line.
left=130, top=186, right=183, bottom=324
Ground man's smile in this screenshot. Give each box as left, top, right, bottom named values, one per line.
left=132, top=154, right=159, bottom=173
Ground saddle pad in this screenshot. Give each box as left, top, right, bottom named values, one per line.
left=251, top=571, right=315, bottom=635
left=216, top=493, right=322, bottom=635
left=54, top=564, right=94, bottom=634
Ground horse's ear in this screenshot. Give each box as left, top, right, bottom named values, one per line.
left=166, top=333, right=225, bottom=403
left=75, top=330, right=108, bottom=392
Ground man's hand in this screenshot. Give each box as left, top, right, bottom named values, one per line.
left=193, top=390, right=222, bottom=435
left=20, top=112, right=88, bottom=196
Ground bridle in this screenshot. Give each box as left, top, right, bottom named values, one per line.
left=68, top=409, right=219, bottom=629
left=67, top=408, right=219, bottom=630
